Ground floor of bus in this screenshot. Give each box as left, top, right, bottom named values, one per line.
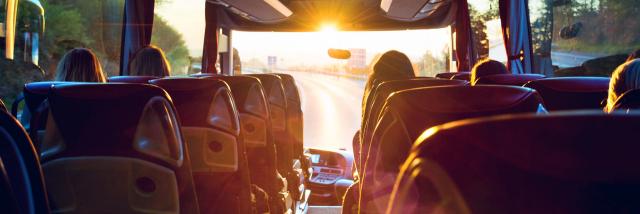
left=308, top=206, right=342, bottom=214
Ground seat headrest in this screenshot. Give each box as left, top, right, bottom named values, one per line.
left=23, top=82, right=75, bottom=112
left=247, top=74, right=286, bottom=108
left=436, top=72, right=469, bottom=79
left=201, top=75, right=269, bottom=119
left=475, top=74, right=545, bottom=86
left=108, top=76, right=159, bottom=84
left=392, top=112, right=640, bottom=213
left=524, top=77, right=609, bottom=111
left=613, top=89, right=640, bottom=111
left=363, top=79, right=468, bottom=142
left=190, top=73, right=222, bottom=78
left=272, top=73, right=301, bottom=104
left=450, top=72, right=471, bottom=81
left=382, top=85, right=543, bottom=139
left=46, top=83, right=180, bottom=153
left=150, top=78, right=240, bottom=135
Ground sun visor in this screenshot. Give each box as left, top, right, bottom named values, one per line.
left=214, top=0, right=292, bottom=23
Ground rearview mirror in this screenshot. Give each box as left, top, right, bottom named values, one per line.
left=328, top=49, right=351, bottom=59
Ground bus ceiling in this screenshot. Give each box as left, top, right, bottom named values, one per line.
left=209, top=0, right=456, bottom=32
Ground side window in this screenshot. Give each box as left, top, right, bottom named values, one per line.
left=152, top=0, right=205, bottom=76
left=468, top=0, right=506, bottom=62
left=546, top=0, right=640, bottom=77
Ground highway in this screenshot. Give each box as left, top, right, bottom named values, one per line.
left=287, top=71, right=365, bottom=151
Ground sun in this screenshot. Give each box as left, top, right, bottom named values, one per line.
left=319, top=23, right=338, bottom=33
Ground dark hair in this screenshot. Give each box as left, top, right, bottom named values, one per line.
left=55, top=48, right=106, bottom=82
left=627, top=49, right=640, bottom=62
left=470, top=59, right=508, bottom=85
left=129, top=45, right=171, bottom=77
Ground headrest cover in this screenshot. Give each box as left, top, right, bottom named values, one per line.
left=524, top=77, right=609, bottom=110
left=151, top=78, right=240, bottom=135
left=391, top=112, right=640, bottom=213
left=45, top=83, right=183, bottom=166
left=202, top=75, right=269, bottom=118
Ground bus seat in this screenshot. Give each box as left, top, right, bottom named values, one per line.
left=475, top=74, right=545, bottom=86
left=273, top=73, right=310, bottom=203
left=360, top=78, right=468, bottom=173
left=612, top=89, right=640, bottom=111
left=22, top=82, right=74, bottom=143
left=200, top=75, right=289, bottom=213
left=107, top=75, right=159, bottom=84
left=435, top=72, right=468, bottom=79
left=41, top=83, right=199, bottom=214
left=450, top=72, right=471, bottom=81
left=151, top=78, right=252, bottom=213
left=524, top=77, right=609, bottom=111
left=0, top=109, right=50, bottom=213
left=389, top=112, right=640, bottom=214
left=360, top=85, right=544, bottom=214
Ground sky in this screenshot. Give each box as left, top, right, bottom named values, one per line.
left=155, top=0, right=452, bottom=67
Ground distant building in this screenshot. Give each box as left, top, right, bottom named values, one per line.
left=348, top=48, right=366, bottom=69
left=268, top=56, right=277, bottom=69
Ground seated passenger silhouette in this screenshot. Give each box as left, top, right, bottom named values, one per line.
left=470, top=59, right=509, bottom=85
left=605, top=59, right=640, bottom=112
left=345, top=50, right=415, bottom=214
left=55, top=48, right=106, bottom=82
left=129, top=45, right=171, bottom=77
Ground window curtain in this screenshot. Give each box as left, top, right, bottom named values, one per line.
left=455, top=0, right=476, bottom=72
left=202, top=2, right=220, bottom=74
left=499, top=0, right=534, bottom=74
left=119, top=0, right=155, bottom=75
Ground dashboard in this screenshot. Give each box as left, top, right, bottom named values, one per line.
left=306, top=148, right=354, bottom=205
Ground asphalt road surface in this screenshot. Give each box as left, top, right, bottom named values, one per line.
left=287, top=71, right=365, bottom=152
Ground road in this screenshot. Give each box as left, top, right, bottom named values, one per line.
left=287, top=71, right=365, bottom=151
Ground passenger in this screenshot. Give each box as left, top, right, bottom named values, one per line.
left=359, top=50, right=415, bottom=160
left=129, top=45, right=171, bottom=77
left=55, top=48, right=106, bottom=82
left=346, top=50, right=415, bottom=214
left=627, top=49, right=640, bottom=62
left=470, top=59, right=509, bottom=85
left=605, top=59, right=640, bottom=112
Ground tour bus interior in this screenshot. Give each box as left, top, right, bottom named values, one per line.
left=1, top=0, right=640, bottom=213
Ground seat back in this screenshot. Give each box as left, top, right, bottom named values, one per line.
left=359, top=78, right=468, bottom=172
left=0, top=110, right=50, bottom=214
left=360, top=85, right=544, bottom=213
left=199, top=75, right=288, bottom=212
left=450, top=72, right=470, bottom=81
left=475, top=73, right=545, bottom=86
left=273, top=73, right=303, bottom=161
left=21, top=82, right=74, bottom=144
left=107, top=75, right=159, bottom=84
left=435, top=72, right=468, bottom=79
left=247, top=74, right=292, bottom=175
left=41, top=83, right=198, bottom=213
left=524, top=77, right=609, bottom=111
left=612, top=89, right=640, bottom=111
left=389, top=112, right=640, bottom=214
left=151, top=78, right=251, bottom=213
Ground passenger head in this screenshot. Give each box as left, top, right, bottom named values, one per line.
left=606, top=59, right=640, bottom=112
left=627, top=49, right=640, bottom=62
left=55, top=48, right=106, bottom=82
left=470, top=59, right=508, bottom=85
left=364, top=50, right=415, bottom=95
left=129, top=45, right=171, bottom=77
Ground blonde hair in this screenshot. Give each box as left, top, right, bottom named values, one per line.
left=606, top=59, right=640, bottom=112
left=55, top=48, right=106, bottom=82
left=129, top=45, right=171, bottom=77
left=470, top=59, right=508, bottom=85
